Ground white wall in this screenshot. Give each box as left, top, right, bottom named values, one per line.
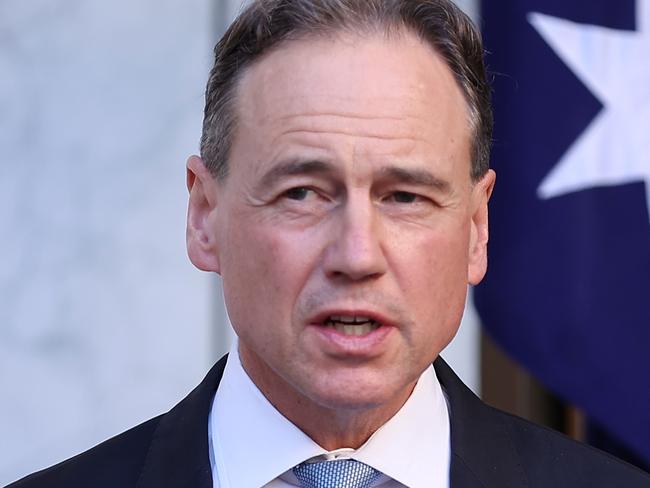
left=0, top=1, right=216, bottom=484
left=454, top=0, right=480, bottom=23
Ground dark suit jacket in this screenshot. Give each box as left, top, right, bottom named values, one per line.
left=7, top=356, right=650, bottom=487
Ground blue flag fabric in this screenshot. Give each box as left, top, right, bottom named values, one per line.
left=476, top=0, right=650, bottom=462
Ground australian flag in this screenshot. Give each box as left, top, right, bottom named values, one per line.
left=475, top=0, right=650, bottom=466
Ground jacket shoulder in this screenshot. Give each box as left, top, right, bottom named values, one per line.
left=500, top=409, right=650, bottom=487
left=435, top=356, right=650, bottom=487
left=6, top=416, right=162, bottom=488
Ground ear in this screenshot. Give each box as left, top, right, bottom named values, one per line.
left=186, top=155, right=222, bottom=273
left=467, top=169, right=496, bottom=285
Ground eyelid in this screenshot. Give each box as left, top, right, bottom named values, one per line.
left=383, top=189, right=423, bottom=199
left=279, top=177, right=339, bottom=197
left=380, top=190, right=440, bottom=209
left=278, top=185, right=333, bottom=205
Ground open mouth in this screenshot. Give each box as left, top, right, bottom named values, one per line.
left=323, top=315, right=381, bottom=336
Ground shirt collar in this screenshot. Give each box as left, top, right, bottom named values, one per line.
left=352, top=364, right=450, bottom=488
left=210, top=339, right=450, bottom=488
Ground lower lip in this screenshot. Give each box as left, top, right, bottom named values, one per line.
left=308, top=323, right=394, bottom=357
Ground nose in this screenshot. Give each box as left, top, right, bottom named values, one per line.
left=323, top=197, right=388, bottom=282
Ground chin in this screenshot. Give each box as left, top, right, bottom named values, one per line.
left=301, top=373, right=413, bottom=413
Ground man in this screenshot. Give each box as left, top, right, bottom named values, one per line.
left=7, top=0, right=650, bottom=487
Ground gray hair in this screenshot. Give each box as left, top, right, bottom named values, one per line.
left=200, top=0, right=492, bottom=182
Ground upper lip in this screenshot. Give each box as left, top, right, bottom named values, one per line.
left=308, top=309, right=397, bottom=328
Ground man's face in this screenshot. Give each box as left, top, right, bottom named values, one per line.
left=188, top=32, right=494, bottom=417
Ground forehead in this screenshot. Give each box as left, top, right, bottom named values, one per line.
left=231, top=30, right=471, bottom=175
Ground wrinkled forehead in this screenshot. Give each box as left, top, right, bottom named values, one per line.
left=234, top=29, right=470, bottom=137
left=214, top=31, right=476, bottom=197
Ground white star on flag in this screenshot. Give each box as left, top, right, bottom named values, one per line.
left=528, top=0, right=650, bottom=221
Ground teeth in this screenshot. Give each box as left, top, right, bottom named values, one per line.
left=330, top=315, right=372, bottom=324
left=334, top=322, right=377, bottom=336
left=323, top=315, right=382, bottom=336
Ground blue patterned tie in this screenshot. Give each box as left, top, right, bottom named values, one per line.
left=293, top=459, right=382, bottom=488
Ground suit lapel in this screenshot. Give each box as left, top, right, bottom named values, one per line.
left=135, top=356, right=228, bottom=488
left=435, top=357, right=528, bottom=488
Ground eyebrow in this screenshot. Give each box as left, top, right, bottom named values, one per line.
left=257, top=159, right=451, bottom=194
left=258, top=159, right=334, bottom=188
left=377, top=166, right=452, bottom=194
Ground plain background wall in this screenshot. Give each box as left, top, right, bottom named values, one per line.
left=0, top=1, right=217, bottom=484
left=0, top=0, right=480, bottom=484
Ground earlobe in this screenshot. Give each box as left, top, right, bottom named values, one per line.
left=468, top=169, right=496, bottom=285
left=186, top=155, right=222, bottom=273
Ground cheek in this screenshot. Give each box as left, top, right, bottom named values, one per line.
left=220, top=220, right=321, bottom=317
left=218, top=221, right=274, bottom=331
left=395, top=223, right=470, bottom=323
left=396, top=220, right=469, bottom=283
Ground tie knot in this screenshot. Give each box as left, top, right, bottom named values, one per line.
left=293, top=459, right=382, bottom=488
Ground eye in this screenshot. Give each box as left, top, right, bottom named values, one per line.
left=283, top=187, right=312, bottom=201
left=389, top=191, right=419, bottom=203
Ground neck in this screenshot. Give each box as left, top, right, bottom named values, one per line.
left=286, top=398, right=414, bottom=450
left=238, top=346, right=416, bottom=450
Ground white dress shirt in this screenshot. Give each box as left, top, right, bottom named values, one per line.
left=209, top=340, right=450, bottom=488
